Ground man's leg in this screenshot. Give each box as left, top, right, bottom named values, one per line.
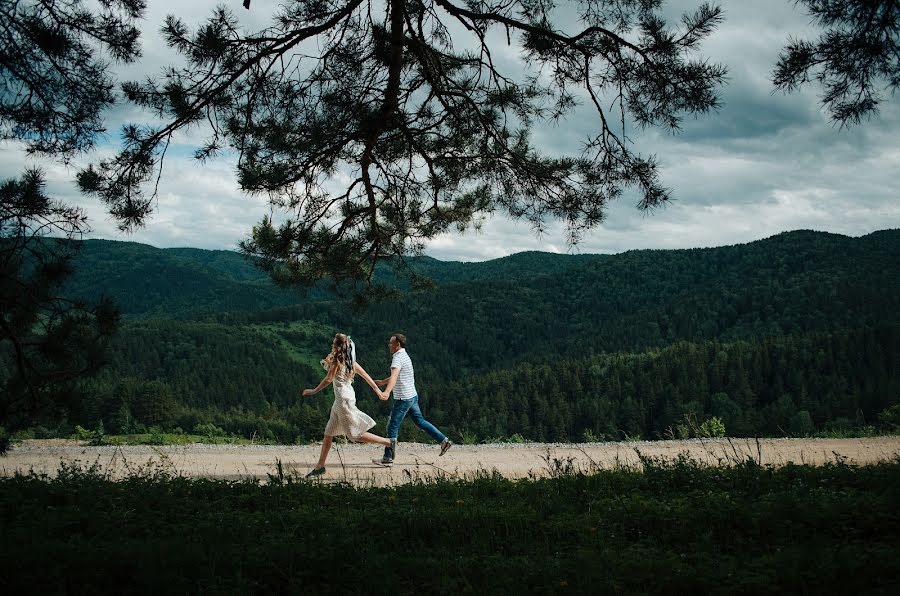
left=383, top=399, right=413, bottom=460
left=406, top=396, right=447, bottom=443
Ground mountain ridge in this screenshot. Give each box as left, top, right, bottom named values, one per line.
left=68, top=228, right=899, bottom=316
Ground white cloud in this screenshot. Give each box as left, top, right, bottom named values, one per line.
left=2, top=0, right=898, bottom=260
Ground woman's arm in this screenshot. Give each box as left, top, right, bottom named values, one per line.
left=302, top=361, right=339, bottom=396
left=354, top=362, right=387, bottom=400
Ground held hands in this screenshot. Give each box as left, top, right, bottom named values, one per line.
left=377, top=390, right=389, bottom=401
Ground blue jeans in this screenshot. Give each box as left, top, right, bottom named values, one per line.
left=383, top=395, right=446, bottom=459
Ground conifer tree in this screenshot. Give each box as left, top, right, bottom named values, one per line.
left=0, top=0, right=144, bottom=424
left=774, top=0, right=900, bottom=126
left=78, top=0, right=728, bottom=291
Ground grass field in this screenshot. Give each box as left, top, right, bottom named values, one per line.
left=1, top=453, right=898, bottom=594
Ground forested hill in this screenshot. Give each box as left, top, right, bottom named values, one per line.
left=62, top=240, right=303, bottom=318
left=6, top=229, right=898, bottom=442
left=64, top=230, right=900, bottom=379
left=222, top=229, right=900, bottom=380
left=63, top=240, right=605, bottom=317
left=68, top=230, right=898, bottom=329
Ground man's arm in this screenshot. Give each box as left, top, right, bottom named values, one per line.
left=381, top=367, right=401, bottom=399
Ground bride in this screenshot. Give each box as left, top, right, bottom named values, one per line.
left=301, top=333, right=395, bottom=478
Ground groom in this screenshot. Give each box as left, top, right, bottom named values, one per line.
left=373, top=333, right=452, bottom=466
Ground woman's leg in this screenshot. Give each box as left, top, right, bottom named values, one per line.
left=355, top=432, right=390, bottom=447
left=315, top=435, right=333, bottom=469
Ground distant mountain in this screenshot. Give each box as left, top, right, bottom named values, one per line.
left=10, top=229, right=900, bottom=442
left=377, top=250, right=606, bottom=286
left=222, top=229, right=900, bottom=380
left=62, top=239, right=606, bottom=317
left=65, top=232, right=900, bottom=355
left=163, top=247, right=272, bottom=283
left=62, top=240, right=306, bottom=318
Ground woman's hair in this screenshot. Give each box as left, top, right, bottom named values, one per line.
left=321, top=333, right=356, bottom=379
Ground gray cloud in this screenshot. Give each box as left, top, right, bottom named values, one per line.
left=2, top=0, right=897, bottom=260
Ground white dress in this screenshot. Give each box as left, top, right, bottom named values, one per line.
left=323, top=367, right=376, bottom=439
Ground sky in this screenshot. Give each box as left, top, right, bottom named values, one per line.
left=2, top=0, right=898, bottom=261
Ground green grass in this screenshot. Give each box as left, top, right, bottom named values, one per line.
left=98, top=433, right=283, bottom=446
left=811, top=426, right=898, bottom=439
left=249, top=320, right=335, bottom=369
left=1, top=455, right=898, bottom=594
left=66, top=425, right=286, bottom=446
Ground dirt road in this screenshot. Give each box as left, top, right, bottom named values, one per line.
left=3, top=437, right=898, bottom=486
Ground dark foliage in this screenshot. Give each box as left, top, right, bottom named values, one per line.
left=78, top=0, right=727, bottom=292
left=66, top=322, right=900, bottom=443
left=0, top=0, right=143, bottom=426
left=774, top=0, right=900, bottom=126
left=1, top=457, right=898, bottom=593
left=431, top=324, right=900, bottom=441
left=7, top=229, right=895, bottom=444
left=0, top=170, right=118, bottom=428
left=0, top=0, right=145, bottom=156
left=228, top=229, right=900, bottom=378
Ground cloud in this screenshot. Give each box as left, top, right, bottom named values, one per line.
left=1, top=0, right=898, bottom=261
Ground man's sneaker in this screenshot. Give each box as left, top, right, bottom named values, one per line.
left=372, top=458, right=393, bottom=467
left=439, top=439, right=453, bottom=456
left=305, top=467, right=326, bottom=478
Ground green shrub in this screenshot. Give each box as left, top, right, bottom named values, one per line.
left=698, top=416, right=726, bottom=438
left=458, top=430, right=478, bottom=445
left=11, top=428, right=35, bottom=441
left=193, top=423, right=227, bottom=437
left=675, top=423, right=692, bottom=439
left=74, top=425, right=94, bottom=441
left=878, top=403, right=900, bottom=429
left=789, top=410, right=815, bottom=436
left=32, top=425, right=54, bottom=439
left=74, top=422, right=105, bottom=446
left=825, top=417, right=855, bottom=431
left=135, top=433, right=169, bottom=445
left=581, top=429, right=602, bottom=443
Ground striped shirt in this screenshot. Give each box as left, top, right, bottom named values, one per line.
left=390, top=348, right=417, bottom=400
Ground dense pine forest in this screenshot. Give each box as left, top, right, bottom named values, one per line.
left=2, top=229, right=899, bottom=443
